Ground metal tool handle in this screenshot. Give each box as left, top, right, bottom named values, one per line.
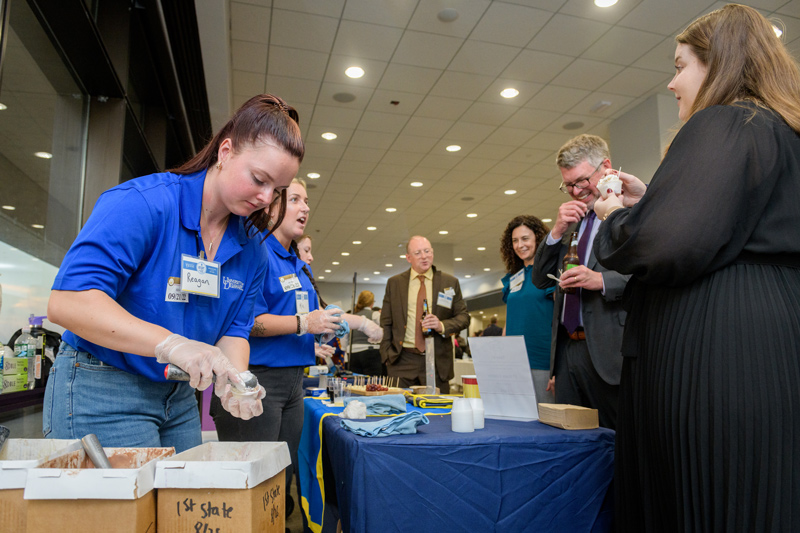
left=81, top=433, right=112, bottom=469
left=164, top=364, right=258, bottom=389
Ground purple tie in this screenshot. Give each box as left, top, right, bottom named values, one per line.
left=563, top=211, right=596, bottom=334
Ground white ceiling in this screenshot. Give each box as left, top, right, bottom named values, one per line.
left=197, top=0, right=800, bottom=286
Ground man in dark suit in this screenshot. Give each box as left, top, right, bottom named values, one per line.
left=481, top=316, right=503, bottom=336
left=380, top=236, right=470, bottom=393
left=532, top=134, right=630, bottom=429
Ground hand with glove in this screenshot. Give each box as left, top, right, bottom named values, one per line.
left=354, top=314, right=383, bottom=343
left=313, top=305, right=350, bottom=345
left=299, top=306, right=342, bottom=335
left=219, top=377, right=266, bottom=420
left=315, top=343, right=336, bottom=362
left=155, top=333, right=245, bottom=393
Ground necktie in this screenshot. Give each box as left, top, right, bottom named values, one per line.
left=562, top=211, right=596, bottom=334
left=415, top=274, right=427, bottom=352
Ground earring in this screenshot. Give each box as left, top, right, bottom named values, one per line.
left=267, top=218, right=274, bottom=227
left=216, top=161, right=223, bottom=171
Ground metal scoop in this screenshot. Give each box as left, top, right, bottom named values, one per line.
left=81, top=433, right=112, bottom=469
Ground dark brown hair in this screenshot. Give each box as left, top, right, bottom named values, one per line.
left=170, top=94, right=304, bottom=235
left=354, top=291, right=374, bottom=313
left=500, top=215, right=550, bottom=274
left=677, top=4, right=800, bottom=132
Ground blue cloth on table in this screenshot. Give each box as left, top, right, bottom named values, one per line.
left=343, top=394, right=407, bottom=415
left=340, top=411, right=429, bottom=437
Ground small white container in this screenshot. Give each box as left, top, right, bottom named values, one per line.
left=469, top=398, right=485, bottom=429
left=451, top=398, right=474, bottom=433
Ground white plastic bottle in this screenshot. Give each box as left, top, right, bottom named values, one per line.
left=14, top=325, right=33, bottom=357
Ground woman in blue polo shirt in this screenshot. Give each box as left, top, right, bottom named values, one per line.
left=499, top=215, right=555, bottom=405
left=44, top=94, right=304, bottom=453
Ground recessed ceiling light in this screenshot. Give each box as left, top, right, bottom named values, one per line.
left=479, top=311, right=484, bottom=315
left=319, top=276, right=325, bottom=279
left=483, top=268, right=490, bottom=271
left=367, top=226, right=377, bottom=231
left=332, top=261, right=340, bottom=265
left=0, top=103, right=7, bottom=110
left=385, top=207, right=396, bottom=212
left=325, top=269, right=331, bottom=273
left=467, top=213, right=477, bottom=218
left=410, top=182, right=423, bottom=187
left=363, top=277, right=370, bottom=281
left=353, top=241, right=362, bottom=245
left=542, top=218, right=553, bottom=223
left=321, top=132, right=337, bottom=140
left=400, top=254, right=406, bottom=259
left=500, top=88, right=519, bottom=98
left=504, top=190, right=517, bottom=195
left=773, top=24, right=783, bottom=38
left=465, top=275, right=472, bottom=278
left=2, top=205, right=15, bottom=210
left=345, top=66, right=364, bottom=78
left=439, top=230, right=448, bottom=235
left=34, top=152, right=52, bottom=159
left=373, top=271, right=380, bottom=275
left=307, top=172, right=320, bottom=179
left=594, top=0, right=617, bottom=6
left=31, top=224, right=45, bottom=229
left=446, top=145, right=461, bottom=152
left=477, top=247, right=486, bottom=251
left=385, top=263, right=393, bottom=267
left=455, top=257, right=462, bottom=262
left=341, top=252, right=350, bottom=256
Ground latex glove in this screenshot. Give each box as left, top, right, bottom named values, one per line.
left=355, top=315, right=383, bottom=343
left=315, top=305, right=351, bottom=344
left=315, top=343, right=335, bottom=362
left=593, top=192, right=624, bottom=222
left=219, top=383, right=266, bottom=420
left=155, top=334, right=244, bottom=393
left=300, top=307, right=342, bottom=335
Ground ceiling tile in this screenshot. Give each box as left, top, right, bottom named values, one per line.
left=444, top=121, right=496, bottom=143
left=266, top=75, right=320, bottom=104
left=502, top=49, right=572, bottom=84
left=470, top=3, right=553, bottom=47
left=402, top=116, right=455, bottom=138
left=581, top=26, right=666, bottom=66
left=272, top=0, right=344, bottom=18
left=483, top=126, right=536, bottom=147
left=477, top=78, right=543, bottom=105
left=316, top=82, right=373, bottom=110
left=504, top=107, right=561, bottom=130
left=448, top=40, right=519, bottom=76
left=332, top=20, right=404, bottom=61
left=618, top=0, right=715, bottom=35
left=528, top=14, right=611, bottom=57
left=324, top=56, right=389, bottom=88
left=392, top=31, right=464, bottom=69
left=366, top=89, right=424, bottom=115
left=558, top=0, right=643, bottom=25
left=310, top=105, right=364, bottom=129
left=460, top=101, right=518, bottom=125
left=267, top=46, right=329, bottom=80
left=341, top=0, right=417, bottom=27
left=570, top=91, right=635, bottom=116
left=231, top=40, right=268, bottom=73
left=270, top=9, right=339, bottom=53
left=549, top=58, right=624, bottom=90
left=407, top=0, right=492, bottom=38
left=391, top=133, right=440, bottom=153
left=357, top=111, right=410, bottom=134
left=378, top=64, right=444, bottom=94
left=430, top=71, right=495, bottom=100
left=415, top=95, right=473, bottom=120
left=233, top=70, right=266, bottom=96
left=525, top=84, right=591, bottom=112
left=597, top=67, right=672, bottom=97
left=230, top=2, right=271, bottom=43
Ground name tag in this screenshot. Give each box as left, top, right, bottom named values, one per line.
left=165, top=276, right=189, bottom=303
left=509, top=269, right=525, bottom=293
left=437, top=292, right=453, bottom=309
left=444, top=287, right=455, bottom=297
left=180, top=254, right=220, bottom=298
left=296, top=290, right=310, bottom=314
left=280, top=274, right=302, bottom=292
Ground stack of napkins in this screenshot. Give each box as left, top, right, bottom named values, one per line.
left=340, top=412, right=429, bottom=437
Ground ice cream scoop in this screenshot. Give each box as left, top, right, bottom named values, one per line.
left=81, top=433, right=112, bottom=469
left=598, top=173, right=622, bottom=198
left=164, top=364, right=258, bottom=390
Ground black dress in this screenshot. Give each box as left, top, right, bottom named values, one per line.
left=594, top=102, right=800, bottom=532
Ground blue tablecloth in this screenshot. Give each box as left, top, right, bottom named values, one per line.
left=298, top=397, right=614, bottom=533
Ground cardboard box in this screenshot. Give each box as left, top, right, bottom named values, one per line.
left=0, top=439, right=81, bottom=531
left=3, top=356, right=34, bottom=375
left=538, top=403, right=599, bottom=430
left=25, top=446, right=174, bottom=533
left=155, top=441, right=290, bottom=532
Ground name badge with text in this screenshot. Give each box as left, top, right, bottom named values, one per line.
left=509, top=269, right=525, bottom=293
left=296, top=290, right=310, bottom=314
left=165, top=276, right=189, bottom=303
left=437, top=292, right=453, bottom=309
left=280, top=274, right=302, bottom=292
left=180, top=254, right=221, bottom=298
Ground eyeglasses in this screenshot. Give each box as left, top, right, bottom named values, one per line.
left=559, top=160, right=604, bottom=194
left=411, top=248, right=432, bottom=257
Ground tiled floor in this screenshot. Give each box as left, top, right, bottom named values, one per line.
left=0, top=406, right=305, bottom=532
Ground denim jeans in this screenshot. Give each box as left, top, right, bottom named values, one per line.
left=211, top=365, right=305, bottom=495
left=43, top=342, right=202, bottom=453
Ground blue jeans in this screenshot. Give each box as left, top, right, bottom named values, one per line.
left=43, top=342, right=202, bottom=453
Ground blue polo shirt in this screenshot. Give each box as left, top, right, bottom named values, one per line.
left=502, top=265, right=555, bottom=371
left=249, top=234, right=318, bottom=368
left=52, top=170, right=268, bottom=381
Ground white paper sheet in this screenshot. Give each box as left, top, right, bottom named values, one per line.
left=468, top=336, right=539, bottom=421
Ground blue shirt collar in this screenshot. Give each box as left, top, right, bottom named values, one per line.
left=179, top=169, right=249, bottom=247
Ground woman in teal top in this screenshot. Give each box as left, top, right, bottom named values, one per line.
left=500, top=215, right=554, bottom=404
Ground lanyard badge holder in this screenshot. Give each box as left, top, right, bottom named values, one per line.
left=180, top=252, right=221, bottom=298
